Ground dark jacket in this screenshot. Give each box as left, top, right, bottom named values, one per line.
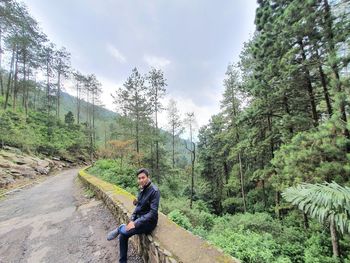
left=131, top=180, right=160, bottom=228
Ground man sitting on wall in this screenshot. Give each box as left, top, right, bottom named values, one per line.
left=107, top=168, right=160, bottom=263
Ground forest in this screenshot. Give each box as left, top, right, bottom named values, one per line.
left=0, top=0, right=350, bottom=262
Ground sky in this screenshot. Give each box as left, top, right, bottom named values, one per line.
left=22, top=0, right=257, bottom=132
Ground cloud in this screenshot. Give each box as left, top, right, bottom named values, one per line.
left=107, top=43, right=126, bottom=63
left=97, top=76, right=124, bottom=111
left=158, top=93, right=221, bottom=141
left=23, top=0, right=257, bottom=130
left=143, top=54, right=171, bottom=69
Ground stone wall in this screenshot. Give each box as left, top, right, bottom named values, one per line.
left=78, top=169, right=240, bottom=263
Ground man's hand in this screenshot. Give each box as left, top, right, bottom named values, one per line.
left=126, top=221, right=135, bottom=231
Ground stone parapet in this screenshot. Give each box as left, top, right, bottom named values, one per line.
left=78, top=169, right=240, bottom=263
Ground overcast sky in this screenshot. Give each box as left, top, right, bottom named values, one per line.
left=23, top=0, right=257, bottom=131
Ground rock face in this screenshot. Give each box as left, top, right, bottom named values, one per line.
left=0, top=147, right=72, bottom=189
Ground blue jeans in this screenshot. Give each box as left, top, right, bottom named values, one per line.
left=118, top=223, right=156, bottom=263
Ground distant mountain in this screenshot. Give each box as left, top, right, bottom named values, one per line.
left=61, top=91, right=116, bottom=121
left=60, top=91, right=117, bottom=147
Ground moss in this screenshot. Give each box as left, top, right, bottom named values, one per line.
left=84, top=188, right=95, bottom=198
left=79, top=168, right=136, bottom=200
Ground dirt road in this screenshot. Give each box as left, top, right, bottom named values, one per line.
left=0, top=168, right=142, bottom=263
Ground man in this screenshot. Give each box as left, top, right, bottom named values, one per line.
left=107, top=168, right=160, bottom=263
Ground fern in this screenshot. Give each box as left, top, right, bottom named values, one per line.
left=282, top=182, right=350, bottom=234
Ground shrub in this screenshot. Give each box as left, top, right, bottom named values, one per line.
left=207, top=227, right=278, bottom=263
left=168, top=209, right=192, bottom=230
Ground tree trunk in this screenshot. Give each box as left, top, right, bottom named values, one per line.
left=150, top=143, right=154, bottom=172
left=46, top=57, right=50, bottom=116
left=76, top=83, right=80, bottom=124
left=155, top=117, right=160, bottom=183
left=283, top=94, right=294, bottom=134
left=104, top=122, right=107, bottom=149
left=21, top=49, right=26, bottom=108
left=12, top=50, right=19, bottom=111
left=25, top=75, right=29, bottom=116
left=33, top=82, right=37, bottom=110
left=86, top=88, right=89, bottom=124
left=319, top=64, right=333, bottom=116
left=303, top=212, right=309, bottom=229
left=186, top=122, right=196, bottom=209
left=172, top=123, right=175, bottom=168
left=22, top=49, right=28, bottom=115
left=299, top=40, right=318, bottom=127
left=57, top=71, right=61, bottom=118
left=4, top=47, right=15, bottom=109
left=330, top=218, right=340, bottom=258
left=267, top=114, right=274, bottom=158
left=323, top=0, right=349, bottom=139
left=262, top=179, right=267, bottom=209
left=190, top=142, right=195, bottom=209
left=136, top=113, right=139, bottom=154
left=90, top=126, right=93, bottom=163
left=275, top=191, right=281, bottom=220
left=0, top=26, right=4, bottom=96
left=238, top=152, right=247, bottom=213
left=315, top=49, right=333, bottom=116
left=92, top=92, right=95, bottom=147
left=223, top=160, right=229, bottom=185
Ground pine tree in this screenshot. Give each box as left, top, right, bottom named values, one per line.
left=167, top=99, right=183, bottom=168
left=147, top=67, right=167, bottom=183
left=112, top=67, right=151, bottom=155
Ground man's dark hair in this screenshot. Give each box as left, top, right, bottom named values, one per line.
left=136, top=168, right=149, bottom=177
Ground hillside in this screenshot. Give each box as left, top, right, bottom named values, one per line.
left=60, top=91, right=191, bottom=165
left=60, top=91, right=116, bottom=147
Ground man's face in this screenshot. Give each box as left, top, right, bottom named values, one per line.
left=137, top=173, right=149, bottom=188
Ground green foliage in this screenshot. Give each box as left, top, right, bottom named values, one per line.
left=303, top=234, right=338, bottom=263
left=168, top=209, right=192, bottom=230
left=158, top=169, right=186, bottom=199
left=0, top=107, right=89, bottom=159
left=84, top=188, right=95, bottom=199
left=272, top=119, right=350, bottom=190
left=93, top=158, right=350, bottom=262
left=87, top=159, right=138, bottom=194
left=160, top=197, right=189, bottom=215
left=282, top=182, right=350, bottom=235
left=64, top=111, right=75, bottom=126
left=208, top=227, right=277, bottom=263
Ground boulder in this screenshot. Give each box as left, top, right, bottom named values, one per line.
left=44, top=158, right=55, bottom=167
left=10, top=165, right=37, bottom=179
left=2, top=146, right=22, bottom=154
left=0, top=150, right=15, bottom=159
left=0, top=147, right=77, bottom=189
left=35, top=166, right=50, bottom=175
left=0, top=169, right=15, bottom=188
left=0, top=157, right=14, bottom=169
left=11, top=155, right=31, bottom=165
left=37, top=159, right=50, bottom=168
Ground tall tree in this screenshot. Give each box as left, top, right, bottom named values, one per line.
left=185, top=112, right=196, bottom=209
left=72, top=70, right=84, bottom=124
left=112, top=67, right=151, bottom=155
left=53, top=47, right=70, bottom=118
left=147, top=68, right=167, bottom=182
left=167, top=99, right=183, bottom=168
